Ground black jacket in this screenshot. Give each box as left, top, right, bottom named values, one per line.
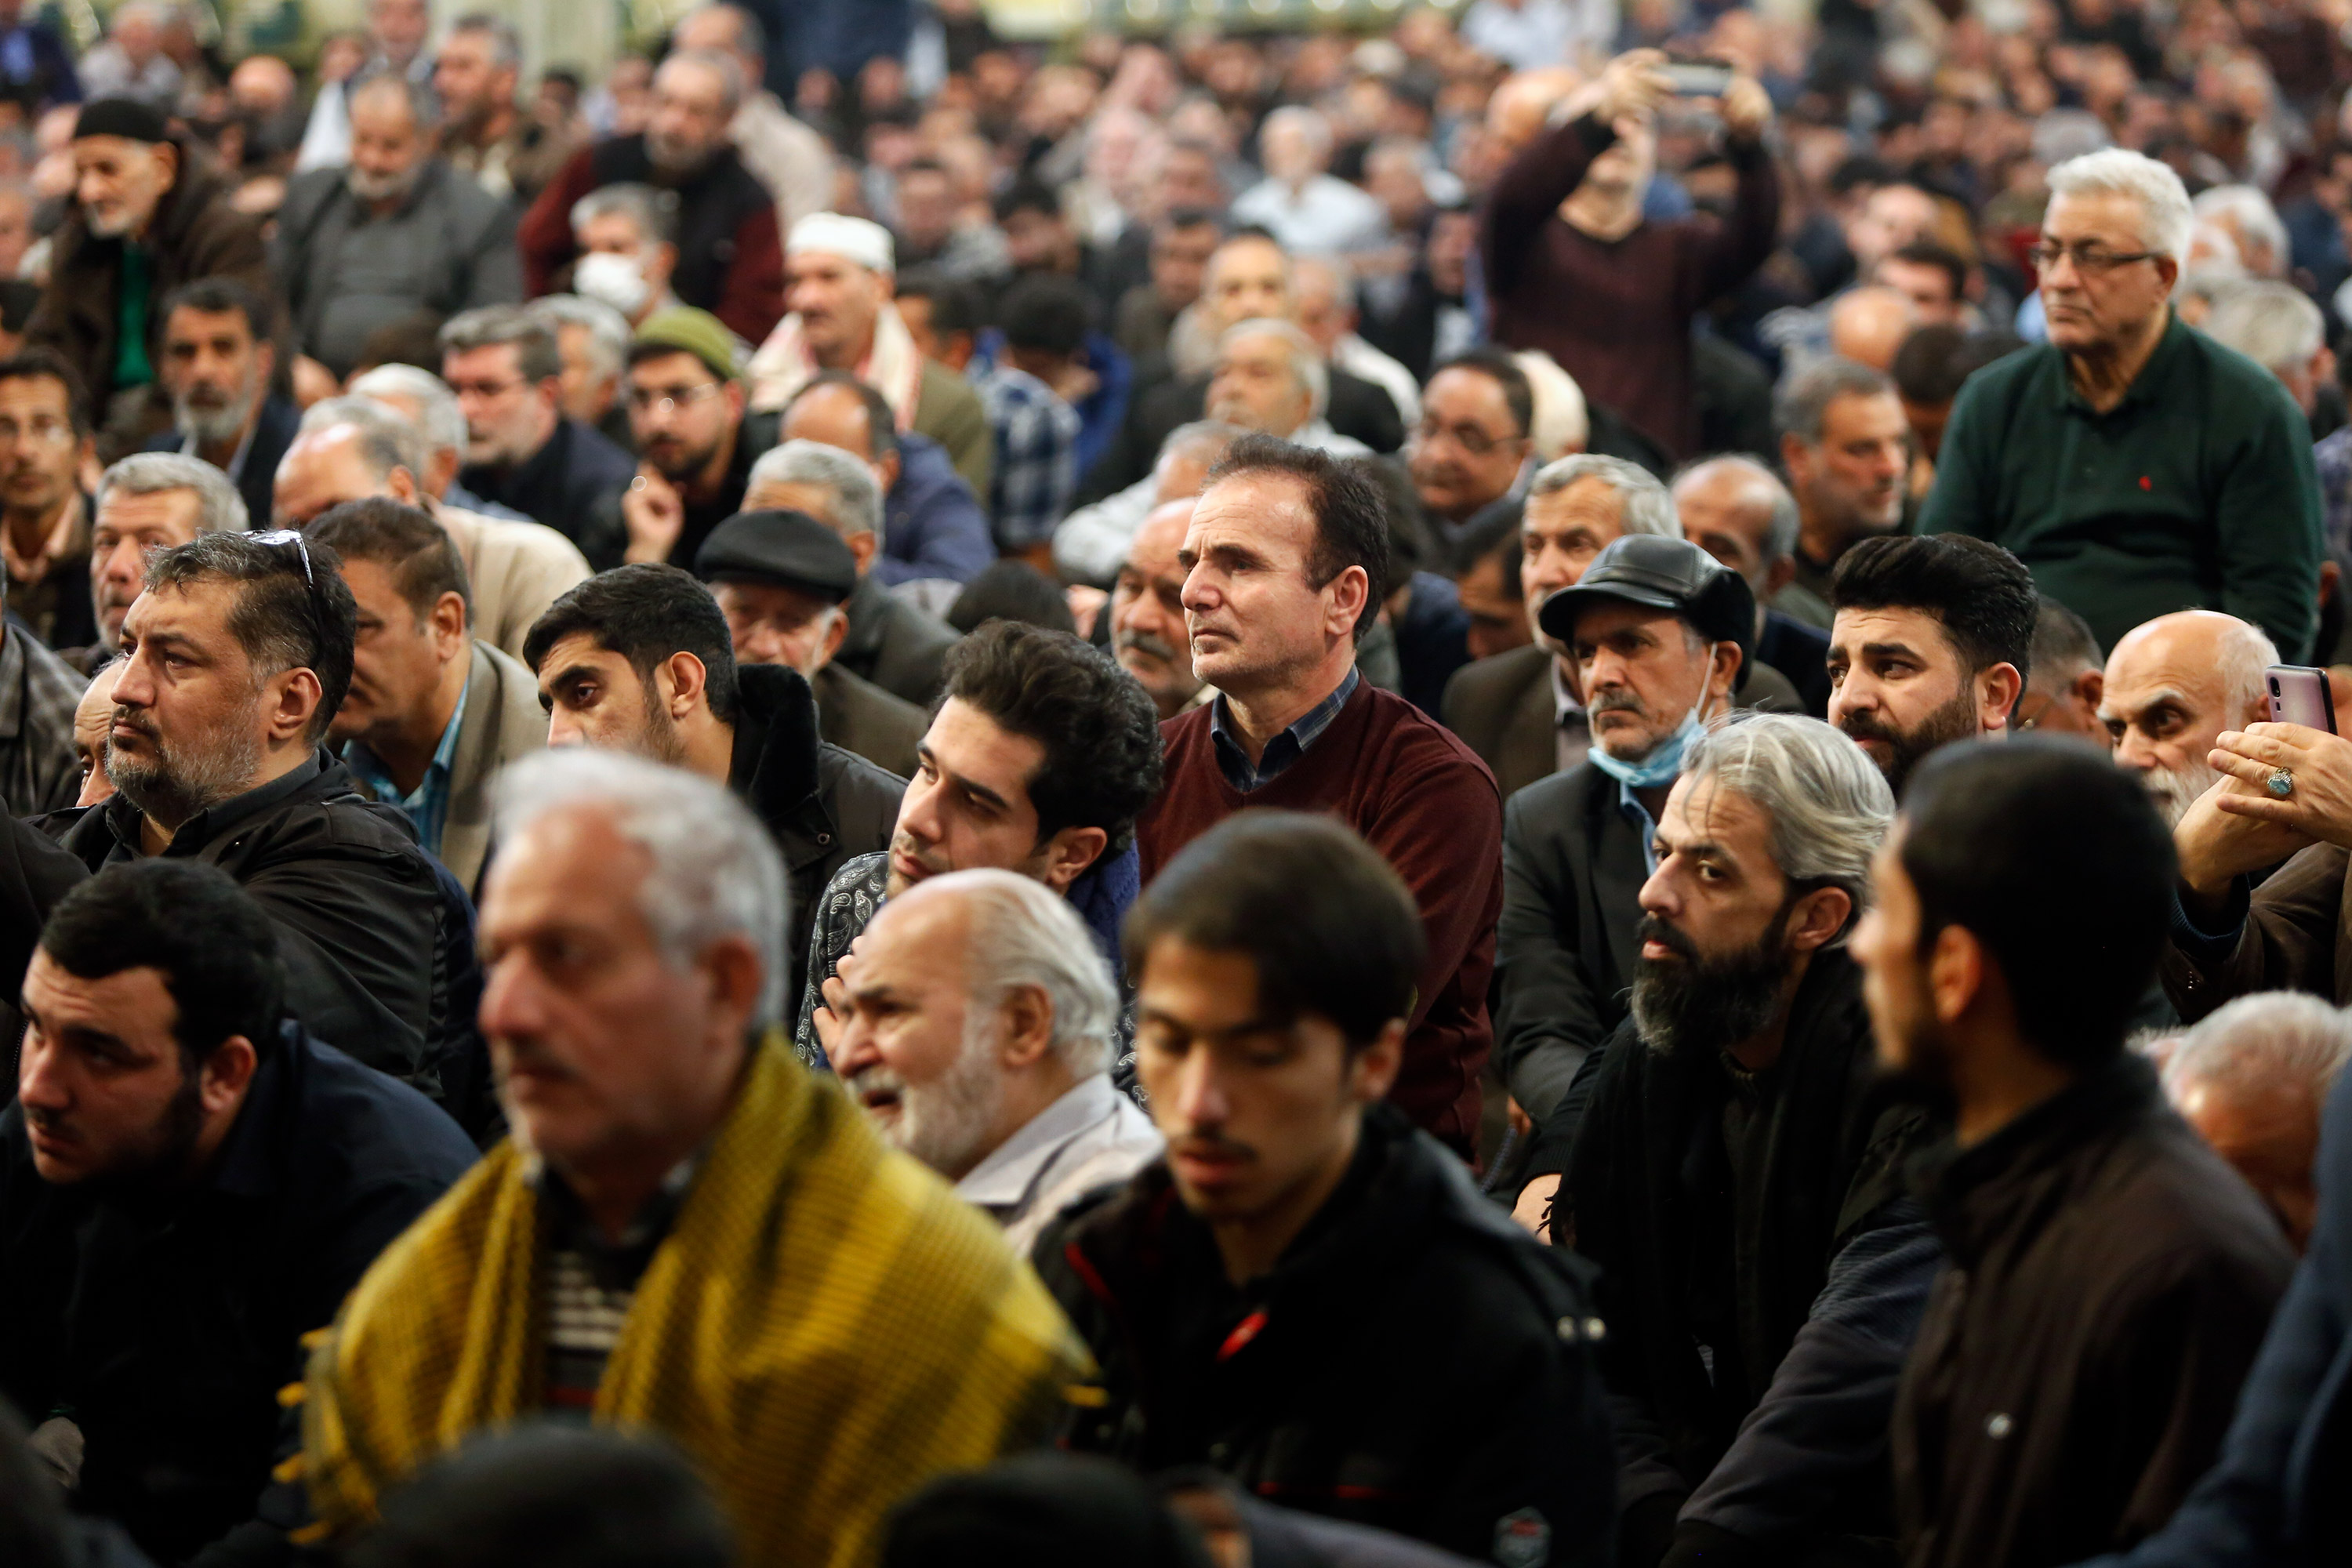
left=56, top=753, right=470, bottom=1094
left=837, top=570, right=960, bottom=706
left=1495, top=760, right=1650, bottom=1124
left=728, top=663, right=905, bottom=1007
left=1893, top=1054, right=2295, bottom=1568
left=1038, top=1105, right=1617, bottom=1567
left=0, top=1024, right=476, bottom=1564
left=141, top=395, right=301, bottom=536
left=1556, top=948, right=1940, bottom=1562
left=0, top=810, right=85, bottom=1056
left=459, top=416, right=634, bottom=565
left=1755, top=611, right=1831, bottom=719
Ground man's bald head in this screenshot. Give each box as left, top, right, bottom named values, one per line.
left=1828, top=286, right=1922, bottom=372
left=1672, top=454, right=1798, bottom=599
left=2100, top=609, right=2278, bottom=826
left=271, top=423, right=416, bottom=528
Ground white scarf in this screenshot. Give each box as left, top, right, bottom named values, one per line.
left=748, top=300, right=924, bottom=425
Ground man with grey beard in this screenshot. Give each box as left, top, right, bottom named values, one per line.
left=275, top=71, right=523, bottom=383
left=828, top=869, right=1161, bottom=1254
left=2100, top=609, right=2277, bottom=829
left=53, top=529, right=474, bottom=1094
left=140, top=278, right=297, bottom=531
left=1530, top=713, right=1944, bottom=1568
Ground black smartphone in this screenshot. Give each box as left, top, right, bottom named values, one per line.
left=2267, top=664, right=2338, bottom=734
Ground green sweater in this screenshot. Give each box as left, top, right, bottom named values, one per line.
left=1919, top=310, right=2321, bottom=659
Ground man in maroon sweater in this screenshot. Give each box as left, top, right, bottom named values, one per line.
left=1137, top=434, right=1502, bottom=1157
left=1481, top=48, right=1780, bottom=463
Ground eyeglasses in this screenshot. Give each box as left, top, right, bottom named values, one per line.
left=1412, top=419, right=1523, bottom=457
left=626, top=382, right=727, bottom=416
left=249, top=528, right=315, bottom=587
left=2027, top=241, right=2161, bottom=274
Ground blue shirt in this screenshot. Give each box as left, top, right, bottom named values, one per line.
left=1210, top=667, right=1360, bottom=793
left=1619, top=776, right=1662, bottom=877
left=348, top=676, right=469, bottom=856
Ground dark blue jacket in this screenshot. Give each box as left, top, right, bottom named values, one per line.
left=0, top=1024, right=476, bottom=1563
left=880, top=430, right=994, bottom=586
left=2077, top=1063, right=2352, bottom=1568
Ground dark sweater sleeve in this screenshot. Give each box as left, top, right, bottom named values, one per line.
left=517, top=145, right=597, bottom=297
left=1684, top=138, right=1781, bottom=311
left=2160, top=842, right=2345, bottom=1022
left=1370, top=742, right=1504, bottom=1043
left=2215, top=383, right=2325, bottom=661
left=1480, top=112, right=1613, bottom=303
left=716, top=201, right=787, bottom=345
left=1918, top=366, right=1998, bottom=541
left=1672, top=1210, right=1942, bottom=1559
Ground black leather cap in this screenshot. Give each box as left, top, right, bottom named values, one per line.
left=1536, top=533, right=1756, bottom=667
left=694, top=510, right=858, bottom=603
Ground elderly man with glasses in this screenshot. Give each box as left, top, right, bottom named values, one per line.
left=1921, top=147, right=2324, bottom=660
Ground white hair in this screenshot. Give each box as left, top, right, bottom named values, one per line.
left=95, top=452, right=247, bottom=535
left=1261, top=104, right=1334, bottom=159
left=746, top=438, right=882, bottom=538
left=2202, top=280, right=2325, bottom=372
left=1530, top=453, right=1682, bottom=538
left=1679, top=713, right=1896, bottom=920
left=2165, top=992, right=2352, bottom=1114
left=1293, top=252, right=1359, bottom=314
left=929, top=869, right=1120, bottom=1076
left=528, top=294, right=633, bottom=384
left=296, top=394, right=428, bottom=486
left=494, top=750, right=790, bottom=1027
left=2047, top=147, right=2195, bottom=264
left=2214, top=615, right=2284, bottom=720
left=347, top=364, right=467, bottom=461
left=1514, top=350, right=1589, bottom=462
left=1218, top=317, right=1328, bottom=423
left=2192, top=184, right=2289, bottom=278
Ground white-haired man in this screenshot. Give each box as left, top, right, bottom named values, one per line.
left=296, top=749, right=1088, bottom=1568
left=87, top=450, right=245, bottom=656
left=1230, top=106, right=1385, bottom=255
left=2161, top=992, right=2352, bottom=1254
left=2100, top=608, right=2278, bottom=828
left=1203, top=318, right=1373, bottom=456
left=745, top=212, right=992, bottom=496
left=829, top=868, right=1162, bottom=1254
left=528, top=293, right=637, bottom=450
left=1922, top=147, right=2323, bottom=659
left=2204, top=280, right=2334, bottom=420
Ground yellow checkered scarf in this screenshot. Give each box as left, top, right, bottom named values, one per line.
left=299, top=1032, right=1091, bottom=1566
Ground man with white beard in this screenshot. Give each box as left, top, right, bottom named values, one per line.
left=2100, top=610, right=2277, bottom=828
left=827, top=869, right=1162, bottom=1254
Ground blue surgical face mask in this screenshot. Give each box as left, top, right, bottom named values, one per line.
left=1587, top=706, right=1704, bottom=791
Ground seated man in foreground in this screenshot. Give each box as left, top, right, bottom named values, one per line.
left=1041, top=810, right=1616, bottom=1567
left=300, top=749, right=1089, bottom=1568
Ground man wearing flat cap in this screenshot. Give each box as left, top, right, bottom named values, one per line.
left=697, top=507, right=927, bottom=778
left=29, top=96, right=272, bottom=457
left=747, top=212, right=993, bottom=497
left=1494, top=533, right=1764, bottom=1196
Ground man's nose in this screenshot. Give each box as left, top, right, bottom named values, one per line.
left=1171, top=1050, right=1229, bottom=1129
left=477, top=955, right=547, bottom=1044
left=17, top=1038, right=69, bottom=1112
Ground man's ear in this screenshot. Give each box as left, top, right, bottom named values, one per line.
left=387, top=465, right=420, bottom=504
left=996, top=983, right=1055, bottom=1069
left=816, top=608, right=848, bottom=670
left=1927, top=923, right=1986, bottom=1028
left=1764, top=555, right=1796, bottom=598
left=660, top=650, right=709, bottom=716
left=1350, top=1017, right=1406, bottom=1104
left=1323, top=564, right=1370, bottom=642
left=252, top=336, right=278, bottom=388
left=1037, top=824, right=1109, bottom=892
left=269, top=667, right=323, bottom=745
left=198, top=1033, right=257, bottom=1116
left=1708, top=641, right=1742, bottom=704
left=432, top=590, right=468, bottom=657
left=150, top=140, right=180, bottom=188
left=2072, top=668, right=2104, bottom=715
left=844, top=530, right=878, bottom=573
left=1788, top=884, right=1853, bottom=954
left=1979, top=661, right=2024, bottom=733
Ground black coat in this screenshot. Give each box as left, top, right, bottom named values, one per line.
left=459, top=416, right=635, bottom=564
left=1038, top=1105, right=1617, bottom=1567
left=1556, top=948, right=1940, bottom=1558
left=0, top=1024, right=476, bottom=1563
left=56, top=753, right=468, bottom=1094
left=1893, top=1054, right=2295, bottom=1568
left=0, top=810, right=85, bottom=1056
left=727, top=663, right=905, bottom=1007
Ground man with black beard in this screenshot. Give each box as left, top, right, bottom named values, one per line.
left=1826, top=534, right=2037, bottom=797
left=56, top=530, right=478, bottom=1095
left=274, top=72, right=522, bottom=384
left=1538, top=713, right=1944, bottom=1568
left=0, top=860, right=474, bottom=1564
left=140, top=278, right=297, bottom=532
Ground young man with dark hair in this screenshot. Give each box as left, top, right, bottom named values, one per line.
left=0, top=347, right=100, bottom=652
left=140, top=276, right=299, bottom=532
left=523, top=561, right=902, bottom=1003
left=0, top=859, right=475, bottom=1563
left=608, top=307, right=755, bottom=571
left=1040, top=809, right=1615, bottom=1568
left=800, top=618, right=1164, bottom=1066
left=1855, top=738, right=2295, bottom=1566
left=1139, top=433, right=1503, bottom=1156
left=1826, top=532, right=2036, bottom=796
left=977, top=272, right=1087, bottom=566
left=57, top=530, right=474, bottom=1091
left=310, top=497, right=546, bottom=895
left=893, top=267, right=982, bottom=373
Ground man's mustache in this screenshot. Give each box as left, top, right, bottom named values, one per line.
left=1590, top=688, right=1648, bottom=718
left=1635, top=913, right=1697, bottom=960
left=1116, top=628, right=1181, bottom=662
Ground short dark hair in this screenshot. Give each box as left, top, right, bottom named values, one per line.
left=0, top=347, right=89, bottom=437
left=999, top=273, right=1090, bottom=358
left=1884, top=238, right=1969, bottom=300
left=523, top=564, right=739, bottom=726
left=40, top=861, right=286, bottom=1070
left=2027, top=593, right=2101, bottom=686
left=307, top=498, right=473, bottom=631
left=1428, top=346, right=1534, bottom=440
left=1124, top=811, right=1425, bottom=1050
left=939, top=619, right=1164, bottom=854
left=1889, top=322, right=1970, bottom=405
left=348, top=1423, right=733, bottom=1568
left=1830, top=533, right=2036, bottom=693
left=145, top=531, right=359, bottom=740
left=894, top=267, right=982, bottom=337
left=1156, top=205, right=1222, bottom=238
left=355, top=310, right=451, bottom=376
left=162, top=275, right=269, bottom=342
left=1900, top=738, right=2176, bottom=1066
left=783, top=371, right=899, bottom=463
left=947, top=561, right=1076, bottom=637
left=992, top=177, right=1062, bottom=225
left=1203, top=433, right=1392, bottom=641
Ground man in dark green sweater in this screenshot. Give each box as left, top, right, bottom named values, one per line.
left=1921, top=148, right=2321, bottom=659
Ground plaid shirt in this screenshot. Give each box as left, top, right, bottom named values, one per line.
left=974, top=361, right=1081, bottom=550
left=1210, top=667, right=1362, bottom=793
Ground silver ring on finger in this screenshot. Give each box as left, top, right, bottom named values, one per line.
left=2269, top=767, right=2295, bottom=798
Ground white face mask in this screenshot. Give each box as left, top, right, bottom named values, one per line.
left=575, top=250, right=650, bottom=317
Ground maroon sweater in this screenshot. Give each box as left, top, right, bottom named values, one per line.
left=1480, top=112, right=1780, bottom=461
left=1138, top=681, right=1504, bottom=1155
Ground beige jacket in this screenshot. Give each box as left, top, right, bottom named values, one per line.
left=434, top=504, right=591, bottom=665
